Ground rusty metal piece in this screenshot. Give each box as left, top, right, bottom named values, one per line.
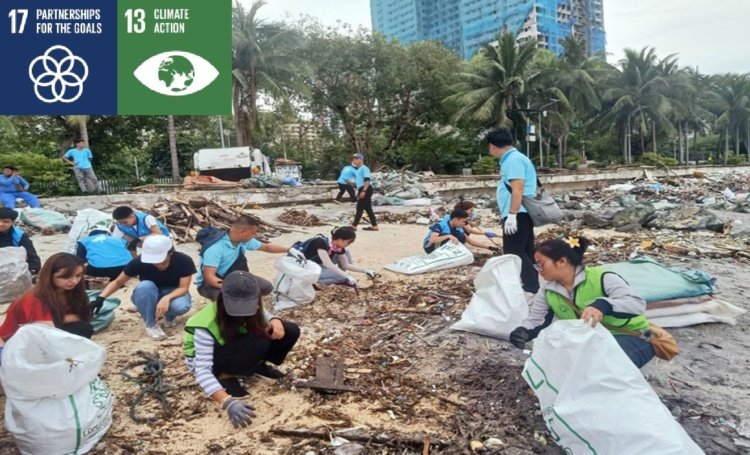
left=297, top=357, right=358, bottom=393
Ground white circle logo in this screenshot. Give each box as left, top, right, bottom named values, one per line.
left=28, top=45, right=89, bottom=103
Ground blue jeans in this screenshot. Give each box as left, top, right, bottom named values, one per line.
left=131, top=281, right=192, bottom=326
left=615, top=334, right=655, bottom=368
left=0, top=191, right=40, bottom=209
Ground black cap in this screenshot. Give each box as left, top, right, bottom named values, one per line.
left=221, top=271, right=260, bottom=316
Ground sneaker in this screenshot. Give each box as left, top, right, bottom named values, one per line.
left=334, top=200, right=344, bottom=204
left=255, top=362, right=286, bottom=380
left=219, top=377, right=249, bottom=397
left=163, top=318, right=179, bottom=329
left=144, top=324, right=167, bottom=340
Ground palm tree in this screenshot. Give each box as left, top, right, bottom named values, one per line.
left=65, top=115, right=89, bottom=143
left=712, top=74, right=750, bottom=163
left=167, top=115, right=180, bottom=182
left=232, top=0, right=304, bottom=146
left=446, top=32, right=538, bottom=131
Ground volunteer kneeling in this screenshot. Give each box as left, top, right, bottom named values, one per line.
left=0, top=253, right=93, bottom=360
left=509, top=236, right=655, bottom=368
left=183, top=271, right=300, bottom=428
left=424, top=209, right=501, bottom=255
left=298, top=226, right=377, bottom=286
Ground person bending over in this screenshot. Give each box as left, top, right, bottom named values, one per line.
left=297, top=226, right=377, bottom=287
left=423, top=209, right=501, bottom=255
left=76, top=228, right=132, bottom=281
left=111, top=205, right=170, bottom=251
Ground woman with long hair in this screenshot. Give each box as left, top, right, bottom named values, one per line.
left=295, top=226, right=378, bottom=287
left=183, top=271, right=300, bottom=429
left=509, top=236, right=655, bottom=368
left=0, top=253, right=94, bottom=349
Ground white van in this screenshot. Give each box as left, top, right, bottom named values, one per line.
left=193, top=147, right=270, bottom=181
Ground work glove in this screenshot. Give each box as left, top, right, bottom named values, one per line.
left=223, top=398, right=256, bottom=429
left=363, top=269, right=379, bottom=279
left=509, top=327, right=530, bottom=349
left=503, top=214, right=518, bottom=235
left=488, top=246, right=502, bottom=256
left=287, top=248, right=306, bottom=263
left=92, top=296, right=106, bottom=315
left=345, top=275, right=358, bottom=287
left=484, top=231, right=498, bottom=239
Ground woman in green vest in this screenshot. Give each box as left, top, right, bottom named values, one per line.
left=509, top=236, right=655, bottom=368
left=183, top=271, right=300, bottom=429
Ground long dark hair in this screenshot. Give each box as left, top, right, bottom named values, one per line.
left=215, top=294, right=270, bottom=343
left=535, top=236, right=591, bottom=266
left=32, top=253, right=90, bottom=325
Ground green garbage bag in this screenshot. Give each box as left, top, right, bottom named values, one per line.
left=87, top=290, right=121, bottom=333
left=17, top=208, right=71, bottom=231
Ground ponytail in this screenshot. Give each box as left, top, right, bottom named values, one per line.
left=535, top=236, right=590, bottom=266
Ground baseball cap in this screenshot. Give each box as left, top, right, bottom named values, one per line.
left=221, top=271, right=260, bottom=316
left=352, top=153, right=364, bottom=160
left=140, top=235, right=173, bottom=263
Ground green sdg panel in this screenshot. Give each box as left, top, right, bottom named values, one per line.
left=117, top=0, right=231, bottom=114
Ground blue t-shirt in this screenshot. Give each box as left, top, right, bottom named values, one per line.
left=80, top=235, right=132, bottom=268
left=496, top=148, right=537, bottom=218
left=195, top=233, right=262, bottom=285
left=0, top=175, right=28, bottom=193
left=64, top=148, right=93, bottom=170
left=355, top=164, right=371, bottom=189
left=423, top=218, right=466, bottom=247
left=337, top=165, right=358, bottom=185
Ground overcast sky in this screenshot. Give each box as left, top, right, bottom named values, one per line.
left=255, top=0, right=749, bottom=74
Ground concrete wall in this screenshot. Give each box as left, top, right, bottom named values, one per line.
left=40, top=165, right=750, bottom=213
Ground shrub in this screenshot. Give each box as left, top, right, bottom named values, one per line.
left=726, top=154, right=748, bottom=165
left=472, top=156, right=498, bottom=175
left=1, top=152, right=77, bottom=196
left=640, top=152, right=679, bottom=167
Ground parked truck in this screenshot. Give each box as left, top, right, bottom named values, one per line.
left=193, top=147, right=271, bottom=181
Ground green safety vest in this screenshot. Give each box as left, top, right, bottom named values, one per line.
left=545, top=267, right=650, bottom=333
left=183, top=302, right=247, bottom=357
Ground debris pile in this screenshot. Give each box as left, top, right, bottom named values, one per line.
left=130, top=196, right=288, bottom=242
left=371, top=170, right=443, bottom=206
left=277, top=209, right=325, bottom=227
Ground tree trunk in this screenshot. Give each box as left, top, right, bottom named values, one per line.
left=232, top=79, right=247, bottom=147
left=652, top=119, right=657, bottom=153
left=639, top=115, right=646, bottom=157
left=248, top=68, right=259, bottom=147
left=79, top=122, right=89, bottom=145
left=167, top=115, right=180, bottom=183
left=557, top=136, right=564, bottom=169
left=735, top=126, right=741, bottom=155
left=622, top=126, right=628, bottom=164
left=677, top=122, right=685, bottom=164
left=747, top=123, right=750, bottom=162
left=724, top=127, right=729, bottom=164
left=685, top=125, right=690, bottom=164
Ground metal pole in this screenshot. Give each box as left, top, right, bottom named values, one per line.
left=538, top=111, right=544, bottom=167
left=218, top=116, right=226, bottom=148
left=525, top=101, right=531, bottom=157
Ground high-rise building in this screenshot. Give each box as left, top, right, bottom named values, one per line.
left=370, top=0, right=605, bottom=59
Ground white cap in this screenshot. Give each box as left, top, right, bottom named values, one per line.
left=140, top=235, right=173, bottom=264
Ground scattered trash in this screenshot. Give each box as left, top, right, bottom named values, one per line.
left=277, top=208, right=325, bottom=227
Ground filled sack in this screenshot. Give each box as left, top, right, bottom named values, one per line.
left=66, top=209, right=112, bottom=254
left=0, top=246, right=33, bottom=304
left=523, top=320, right=703, bottom=455
left=451, top=255, right=528, bottom=339
left=383, top=242, right=474, bottom=275
left=0, top=324, right=113, bottom=455
left=272, top=256, right=322, bottom=311
left=17, top=208, right=71, bottom=231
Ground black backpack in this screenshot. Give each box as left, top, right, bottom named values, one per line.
left=291, top=234, right=328, bottom=255
left=196, top=226, right=227, bottom=256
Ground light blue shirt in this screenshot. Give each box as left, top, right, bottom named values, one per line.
left=195, top=233, right=262, bottom=285
left=496, top=148, right=537, bottom=218
left=0, top=175, right=29, bottom=193
left=337, top=165, right=358, bottom=185
left=64, top=148, right=94, bottom=170
left=355, top=164, right=371, bottom=189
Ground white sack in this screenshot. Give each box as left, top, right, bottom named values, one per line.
left=383, top=243, right=474, bottom=275
left=0, top=324, right=113, bottom=455
left=648, top=299, right=745, bottom=328
left=451, top=255, right=528, bottom=339
left=523, top=320, right=703, bottom=455
left=66, top=208, right=112, bottom=253
left=272, top=256, right=322, bottom=311
left=0, top=247, right=33, bottom=304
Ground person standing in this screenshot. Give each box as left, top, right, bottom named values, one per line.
left=335, top=160, right=358, bottom=203
left=487, top=128, right=539, bottom=293
left=95, top=236, right=196, bottom=339
left=0, top=166, right=40, bottom=209
left=63, top=139, right=101, bottom=193
left=351, top=153, right=378, bottom=231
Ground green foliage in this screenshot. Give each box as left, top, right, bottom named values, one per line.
left=1, top=152, right=78, bottom=196
left=393, top=133, right=480, bottom=174
left=639, top=152, right=679, bottom=167
left=565, top=153, right=583, bottom=170
left=726, top=154, right=748, bottom=165
left=472, top=156, right=499, bottom=175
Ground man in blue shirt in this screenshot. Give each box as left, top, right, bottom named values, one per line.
left=76, top=228, right=133, bottom=281
left=0, top=166, right=40, bottom=209
left=335, top=159, right=358, bottom=203
left=487, top=128, right=539, bottom=293
left=196, top=215, right=306, bottom=300
left=63, top=139, right=101, bottom=193
left=351, top=153, right=379, bottom=231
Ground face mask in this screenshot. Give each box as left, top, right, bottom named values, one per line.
left=329, top=239, right=344, bottom=254
left=471, top=212, right=478, bottom=221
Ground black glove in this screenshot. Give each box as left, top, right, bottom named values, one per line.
left=509, top=327, right=530, bottom=349
left=92, top=296, right=106, bottom=315
left=127, top=238, right=139, bottom=251
left=488, top=246, right=503, bottom=256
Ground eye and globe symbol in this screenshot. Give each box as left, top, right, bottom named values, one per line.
left=134, top=50, right=219, bottom=96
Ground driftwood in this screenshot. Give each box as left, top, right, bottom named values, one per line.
left=270, top=426, right=453, bottom=449
left=131, top=196, right=291, bottom=243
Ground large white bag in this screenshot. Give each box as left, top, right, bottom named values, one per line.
left=66, top=208, right=112, bottom=253
left=646, top=299, right=745, bottom=328
left=523, top=320, right=703, bottom=455
left=0, top=324, right=113, bottom=455
left=383, top=242, right=474, bottom=275
left=0, top=246, right=33, bottom=304
left=451, top=255, right=528, bottom=339
left=272, top=256, right=322, bottom=311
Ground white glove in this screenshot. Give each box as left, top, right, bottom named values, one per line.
left=504, top=213, right=518, bottom=235
left=288, top=248, right=305, bottom=262
left=363, top=268, right=378, bottom=278
left=345, top=275, right=357, bottom=286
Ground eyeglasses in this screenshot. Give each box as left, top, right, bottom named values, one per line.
left=533, top=259, right=552, bottom=272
